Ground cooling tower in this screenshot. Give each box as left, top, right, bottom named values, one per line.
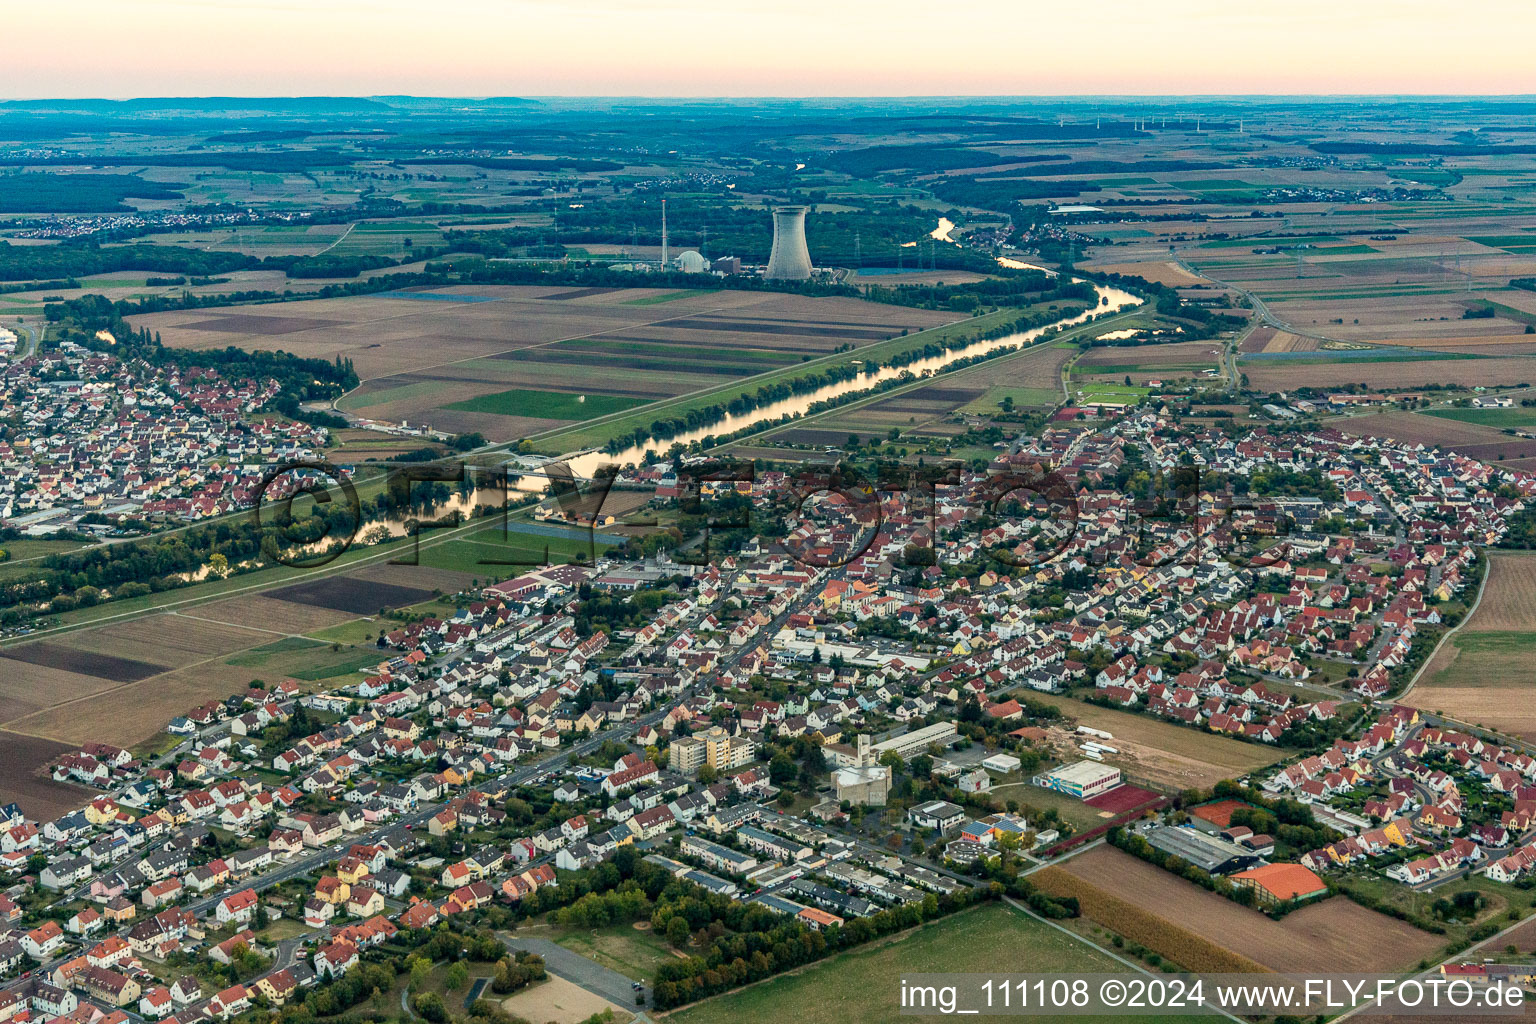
left=765, top=206, right=812, bottom=280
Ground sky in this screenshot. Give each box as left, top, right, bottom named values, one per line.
left=8, top=0, right=1536, bottom=98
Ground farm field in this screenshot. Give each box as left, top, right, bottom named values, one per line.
left=1084, top=260, right=1205, bottom=287
left=0, top=263, right=441, bottom=311
left=1053, top=845, right=1443, bottom=973
left=176, top=222, right=352, bottom=255
left=444, top=387, right=648, bottom=420
left=1245, top=356, right=1536, bottom=392
left=1409, top=552, right=1536, bottom=738
left=1076, top=339, right=1224, bottom=374
left=1423, top=406, right=1536, bottom=429
left=1023, top=692, right=1287, bottom=789
left=414, top=528, right=619, bottom=574
left=1334, top=410, right=1536, bottom=470
left=727, top=300, right=1150, bottom=455
left=134, top=285, right=957, bottom=443
left=761, top=338, right=1080, bottom=445
left=0, top=556, right=479, bottom=777
left=665, top=902, right=1213, bottom=1024
left=1182, top=232, right=1536, bottom=346
left=326, top=219, right=447, bottom=257
left=0, top=625, right=393, bottom=751
left=0, top=731, right=98, bottom=821
left=531, top=305, right=1035, bottom=454
left=1240, top=327, right=1317, bottom=354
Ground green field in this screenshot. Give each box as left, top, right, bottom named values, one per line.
left=1425, top=629, right=1536, bottom=693
left=1079, top=362, right=1213, bottom=376
left=527, top=303, right=1119, bottom=454
left=959, top=385, right=1063, bottom=414
left=1423, top=407, right=1536, bottom=429
left=984, top=778, right=1118, bottom=833
left=0, top=537, right=94, bottom=562
left=1467, top=235, right=1536, bottom=250
left=212, top=224, right=349, bottom=253
left=666, top=903, right=1214, bottom=1024
left=524, top=337, right=794, bottom=376
left=224, top=636, right=327, bottom=664
left=305, top=617, right=392, bottom=646
left=444, top=387, right=650, bottom=419
left=1443, top=630, right=1536, bottom=659
left=554, top=337, right=790, bottom=366
left=1336, top=872, right=1528, bottom=949
left=130, top=731, right=183, bottom=760
left=1308, top=244, right=1380, bottom=255
left=285, top=648, right=390, bottom=681
left=1197, top=234, right=1342, bottom=249
left=1073, top=382, right=1153, bottom=398
left=1238, top=351, right=1478, bottom=366
left=339, top=380, right=449, bottom=411
left=1392, top=169, right=1461, bottom=186
left=329, top=220, right=447, bottom=256
left=217, top=638, right=389, bottom=685
left=1178, top=179, right=1258, bottom=191
left=415, top=529, right=617, bottom=574
left=550, top=924, right=676, bottom=981
left=623, top=289, right=713, bottom=305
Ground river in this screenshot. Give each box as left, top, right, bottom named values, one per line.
left=997, top=255, right=1056, bottom=275
left=930, top=217, right=957, bottom=243
left=555, top=279, right=1141, bottom=478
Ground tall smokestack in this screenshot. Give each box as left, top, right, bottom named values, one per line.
left=764, top=205, right=812, bottom=281
left=661, top=199, right=668, bottom=270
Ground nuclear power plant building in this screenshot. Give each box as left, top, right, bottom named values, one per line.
left=764, top=205, right=813, bottom=280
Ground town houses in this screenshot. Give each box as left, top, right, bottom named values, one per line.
left=0, top=404, right=1533, bottom=1024
left=0, top=340, right=328, bottom=532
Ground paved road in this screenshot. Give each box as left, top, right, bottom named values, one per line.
left=1399, top=561, right=1492, bottom=703
left=172, top=712, right=672, bottom=920
left=13, top=322, right=42, bottom=358
left=499, top=933, right=648, bottom=1009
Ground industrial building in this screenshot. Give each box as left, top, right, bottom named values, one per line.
left=1145, top=825, right=1262, bottom=875
left=1031, top=761, right=1122, bottom=800
left=982, top=752, right=1022, bottom=774
left=872, top=721, right=958, bottom=763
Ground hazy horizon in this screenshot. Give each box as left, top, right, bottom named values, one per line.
left=12, top=0, right=1536, bottom=99
left=7, top=93, right=1536, bottom=102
